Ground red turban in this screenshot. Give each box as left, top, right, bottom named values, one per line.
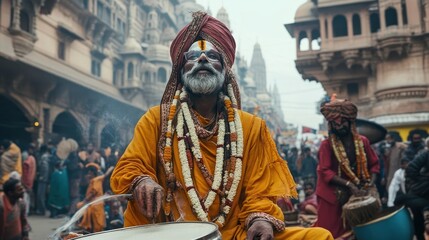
left=158, top=11, right=241, bottom=162
left=320, top=99, right=358, bottom=124
left=170, top=12, right=236, bottom=69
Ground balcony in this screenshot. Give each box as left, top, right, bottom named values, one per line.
left=376, top=26, right=412, bottom=60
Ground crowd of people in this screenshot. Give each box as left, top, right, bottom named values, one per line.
left=1, top=10, right=429, bottom=240
left=278, top=108, right=429, bottom=240
left=0, top=137, right=127, bottom=239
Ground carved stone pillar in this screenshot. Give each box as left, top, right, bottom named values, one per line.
left=10, top=0, right=22, bottom=31
left=347, top=14, right=353, bottom=39
left=43, top=108, right=51, bottom=144
left=396, top=3, right=403, bottom=27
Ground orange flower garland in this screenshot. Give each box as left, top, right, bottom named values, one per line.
left=160, top=85, right=243, bottom=227
left=329, top=125, right=370, bottom=185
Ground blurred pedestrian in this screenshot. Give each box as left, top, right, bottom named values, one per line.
left=100, top=144, right=117, bottom=194
left=1, top=139, right=22, bottom=186
left=404, top=129, right=426, bottom=161
left=298, top=146, right=318, bottom=185
left=384, top=131, right=407, bottom=191
left=387, top=158, right=409, bottom=207
left=35, top=144, right=50, bottom=216
left=0, top=178, right=31, bottom=240
left=48, top=161, right=69, bottom=218
left=106, top=200, right=124, bottom=230
left=63, top=139, right=81, bottom=216
left=299, top=182, right=318, bottom=215
left=288, top=147, right=299, bottom=180
left=21, top=144, right=37, bottom=216
left=77, top=163, right=113, bottom=232
left=404, top=145, right=429, bottom=240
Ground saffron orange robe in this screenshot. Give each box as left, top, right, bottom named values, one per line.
left=79, top=175, right=105, bottom=232
left=111, top=106, right=333, bottom=240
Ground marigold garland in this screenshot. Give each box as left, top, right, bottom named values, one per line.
left=161, top=85, right=243, bottom=226
left=329, top=124, right=370, bottom=185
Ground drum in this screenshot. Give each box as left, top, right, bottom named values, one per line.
left=73, top=222, right=221, bottom=240
left=342, top=194, right=381, bottom=227
left=353, top=206, right=414, bottom=240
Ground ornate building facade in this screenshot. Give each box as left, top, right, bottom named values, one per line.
left=286, top=0, right=429, bottom=140
left=0, top=0, right=179, bottom=148
left=0, top=0, right=285, bottom=149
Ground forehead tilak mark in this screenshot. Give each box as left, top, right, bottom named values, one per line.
left=197, top=40, right=206, bottom=50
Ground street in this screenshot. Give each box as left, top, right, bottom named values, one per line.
left=28, top=215, right=68, bottom=240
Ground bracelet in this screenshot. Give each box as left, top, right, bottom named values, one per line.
left=345, top=181, right=350, bottom=187
left=128, top=175, right=152, bottom=200
left=245, top=212, right=285, bottom=232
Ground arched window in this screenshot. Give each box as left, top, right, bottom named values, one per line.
left=127, top=62, right=134, bottom=80
left=157, top=68, right=167, bottom=83
left=352, top=14, right=361, bottom=35
left=370, top=13, right=380, bottom=33
left=385, top=7, right=398, bottom=27
left=333, top=15, right=348, bottom=37
left=145, top=71, right=150, bottom=82
left=298, top=31, right=309, bottom=51
left=18, top=0, right=34, bottom=34
left=311, top=29, right=321, bottom=50
left=20, top=11, right=30, bottom=32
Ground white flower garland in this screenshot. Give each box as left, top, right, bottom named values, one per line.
left=166, top=87, right=243, bottom=226
left=177, top=109, right=209, bottom=221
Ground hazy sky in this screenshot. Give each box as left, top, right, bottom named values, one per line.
left=195, top=0, right=326, bottom=129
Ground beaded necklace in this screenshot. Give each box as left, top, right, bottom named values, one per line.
left=330, top=125, right=370, bottom=185
left=161, top=84, right=243, bottom=227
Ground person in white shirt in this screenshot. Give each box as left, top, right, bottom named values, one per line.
left=387, top=158, right=409, bottom=207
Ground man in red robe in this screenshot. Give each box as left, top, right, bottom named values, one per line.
left=315, top=97, right=380, bottom=239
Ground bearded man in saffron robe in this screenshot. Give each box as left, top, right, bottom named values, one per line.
left=315, top=97, right=380, bottom=239
left=111, top=11, right=333, bottom=240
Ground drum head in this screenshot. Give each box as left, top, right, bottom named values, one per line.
left=74, top=222, right=220, bottom=240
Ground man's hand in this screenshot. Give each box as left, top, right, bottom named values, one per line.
left=133, top=178, right=164, bottom=220
left=349, top=183, right=366, bottom=197
left=246, top=220, right=274, bottom=240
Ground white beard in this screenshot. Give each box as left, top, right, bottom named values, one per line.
left=182, top=63, right=225, bottom=95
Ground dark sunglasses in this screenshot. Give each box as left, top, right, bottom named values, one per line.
left=184, top=50, right=222, bottom=62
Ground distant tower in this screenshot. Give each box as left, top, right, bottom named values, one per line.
left=249, top=43, right=267, bottom=94
left=272, top=82, right=284, bottom=120
left=216, top=6, right=231, bottom=30
left=144, top=10, right=160, bottom=44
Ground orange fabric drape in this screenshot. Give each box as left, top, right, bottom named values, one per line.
left=78, top=175, right=105, bottom=232
left=0, top=143, right=22, bottom=184
left=111, top=106, right=332, bottom=240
